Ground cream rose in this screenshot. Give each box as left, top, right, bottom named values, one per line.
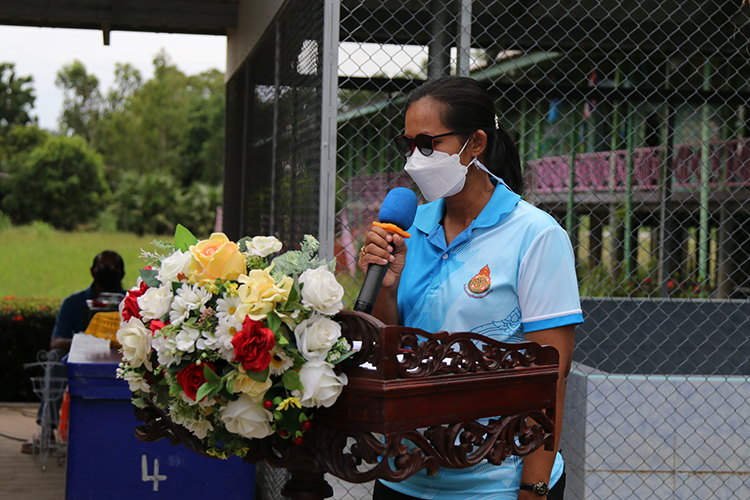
left=116, top=317, right=152, bottom=369
left=245, top=236, right=283, bottom=258
left=157, top=249, right=192, bottom=285
left=294, top=315, right=341, bottom=361
left=220, top=394, right=274, bottom=439
left=298, top=360, right=347, bottom=408
left=298, top=265, right=344, bottom=316
left=231, top=367, right=273, bottom=401
left=137, top=286, right=172, bottom=321
left=235, top=267, right=293, bottom=321
left=188, top=233, right=246, bottom=284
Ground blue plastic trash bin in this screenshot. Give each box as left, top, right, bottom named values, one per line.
left=65, top=334, right=255, bottom=500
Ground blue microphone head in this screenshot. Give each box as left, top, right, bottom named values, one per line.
left=379, top=187, right=418, bottom=230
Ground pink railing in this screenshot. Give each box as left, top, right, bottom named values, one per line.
left=525, top=140, right=750, bottom=193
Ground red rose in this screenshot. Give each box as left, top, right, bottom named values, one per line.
left=13, top=314, right=23, bottom=322
left=176, top=361, right=216, bottom=401
left=232, top=317, right=275, bottom=372
left=121, top=281, right=149, bottom=322
left=149, top=319, right=167, bottom=335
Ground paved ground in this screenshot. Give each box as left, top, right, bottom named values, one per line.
left=0, top=403, right=65, bottom=500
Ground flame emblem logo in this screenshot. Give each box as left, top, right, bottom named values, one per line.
left=467, top=265, right=491, bottom=294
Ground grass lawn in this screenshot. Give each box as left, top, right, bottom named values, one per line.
left=0, top=225, right=162, bottom=299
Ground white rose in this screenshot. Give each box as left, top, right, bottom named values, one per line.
left=294, top=315, right=341, bottom=361
left=246, top=236, right=283, bottom=257
left=220, top=394, right=274, bottom=439
left=298, top=360, right=347, bottom=408
left=116, top=317, right=152, bottom=369
left=157, top=249, right=192, bottom=285
left=137, top=286, right=172, bottom=321
left=298, top=265, right=344, bottom=316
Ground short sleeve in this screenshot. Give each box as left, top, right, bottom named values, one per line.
left=518, top=225, right=583, bottom=332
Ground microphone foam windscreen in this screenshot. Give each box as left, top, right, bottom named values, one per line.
left=379, top=187, right=418, bottom=229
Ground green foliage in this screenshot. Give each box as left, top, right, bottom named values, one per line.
left=110, top=171, right=181, bottom=235
left=109, top=171, right=221, bottom=236
left=0, top=63, right=36, bottom=132
left=55, top=60, right=102, bottom=144
left=0, top=296, right=62, bottom=401
left=2, top=135, right=109, bottom=230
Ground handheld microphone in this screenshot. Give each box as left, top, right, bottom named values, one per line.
left=354, top=188, right=418, bottom=314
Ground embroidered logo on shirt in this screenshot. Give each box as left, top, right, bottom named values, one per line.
left=464, top=265, right=492, bottom=298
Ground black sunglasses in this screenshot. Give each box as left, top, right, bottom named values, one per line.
left=394, top=132, right=458, bottom=158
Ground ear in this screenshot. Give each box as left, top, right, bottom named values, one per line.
left=470, top=129, right=488, bottom=158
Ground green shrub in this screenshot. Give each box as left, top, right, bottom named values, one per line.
left=0, top=296, right=62, bottom=402
left=2, top=135, right=110, bottom=230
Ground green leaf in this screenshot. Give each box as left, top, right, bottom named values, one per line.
left=329, top=350, right=357, bottom=365
left=276, top=334, right=289, bottom=347
left=282, top=369, right=302, bottom=392
left=225, top=378, right=234, bottom=394
left=139, top=268, right=160, bottom=288
left=169, top=382, right=182, bottom=396
left=196, top=381, right=220, bottom=402
left=174, top=224, right=198, bottom=252
left=204, top=364, right=221, bottom=384
left=267, top=311, right=282, bottom=334
left=132, top=397, right=147, bottom=409
left=245, top=367, right=269, bottom=383
left=237, top=236, right=252, bottom=253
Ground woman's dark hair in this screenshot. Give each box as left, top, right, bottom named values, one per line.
left=404, top=76, right=524, bottom=195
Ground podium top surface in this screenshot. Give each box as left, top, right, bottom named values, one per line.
left=66, top=333, right=121, bottom=379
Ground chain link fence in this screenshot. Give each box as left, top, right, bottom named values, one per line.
left=227, top=1, right=750, bottom=499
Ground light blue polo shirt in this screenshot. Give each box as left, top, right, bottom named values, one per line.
left=385, top=182, right=583, bottom=500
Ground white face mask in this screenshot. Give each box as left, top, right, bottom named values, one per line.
left=405, top=137, right=472, bottom=202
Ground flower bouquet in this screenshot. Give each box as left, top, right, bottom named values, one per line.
left=115, top=225, right=352, bottom=458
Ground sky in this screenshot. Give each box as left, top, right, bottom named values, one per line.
left=0, top=25, right=428, bottom=132
left=0, top=25, right=227, bottom=130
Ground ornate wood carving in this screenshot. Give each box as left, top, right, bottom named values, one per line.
left=133, top=310, right=560, bottom=500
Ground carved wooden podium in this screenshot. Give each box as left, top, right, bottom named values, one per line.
left=133, top=311, right=559, bottom=500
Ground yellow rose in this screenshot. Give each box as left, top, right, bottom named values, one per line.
left=231, top=367, right=272, bottom=402
left=188, top=233, right=246, bottom=284
left=235, top=267, right=293, bottom=321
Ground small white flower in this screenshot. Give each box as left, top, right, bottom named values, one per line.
left=116, top=317, right=152, bottom=370
left=298, top=360, right=347, bottom=408
left=177, top=283, right=211, bottom=312
left=299, top=265, right=344, bottom=316
left=215, top=316, right=241, bottom=360
left=175, top=326, right=201, bottom=353
left=268, top=345, right=294, bottom=376
left=157, top=249, right=192, bottom=285
left=216, top=294, right=242, bottom=321
left=137, top=286, right=172, bottom=321
left=220, top=394, right=274, bottom=439
left=152, top=335, right=181, bottom=367
left=123, top=371, right=150, bottom=393
left=181, top=417, right=214, bottom=440
left=245, top=236, right=283, bottom=257
left=294, top=314, right=341, bottom=361
left=169, top=295, right=190, bottom=325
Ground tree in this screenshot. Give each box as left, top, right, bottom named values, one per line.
left=183, top=69, right=225, bottom=185
left=0, top=63, right=36, bottom=132
left=55, top=60, right=102, bottom=144
left=2, top=135, right=109, bottom=229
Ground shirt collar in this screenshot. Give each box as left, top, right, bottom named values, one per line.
left=412, top=181, right=521, bottom=234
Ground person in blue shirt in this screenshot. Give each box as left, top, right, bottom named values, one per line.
left=22, top=250, right=126, bottom=454
left=359, top=76, right=583, bottom=500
